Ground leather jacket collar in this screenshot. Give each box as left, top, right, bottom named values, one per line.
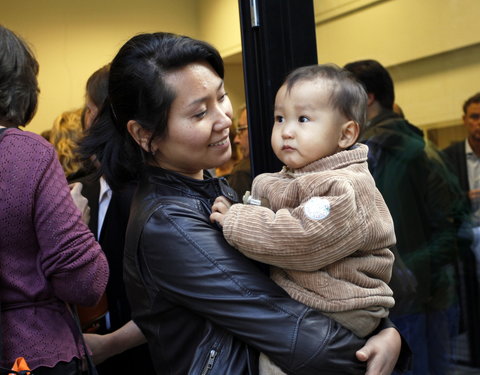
left=144, top=165, right=239, bottom=203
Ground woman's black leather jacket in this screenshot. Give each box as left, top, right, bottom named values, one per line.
left=124, top=166, right=368, bottom=375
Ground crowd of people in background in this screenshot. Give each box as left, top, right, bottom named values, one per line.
left=2, top=21, right=480, bottom=375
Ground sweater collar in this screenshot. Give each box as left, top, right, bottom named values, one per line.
left=280, top=143, right=368, bottom=177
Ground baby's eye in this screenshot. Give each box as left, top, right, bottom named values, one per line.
left=275, top=115, right=284, bottom=123
left=298, top=116, right=309, bottom=123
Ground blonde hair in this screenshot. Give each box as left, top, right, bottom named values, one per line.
left=50, top=108, right=84, bottom=178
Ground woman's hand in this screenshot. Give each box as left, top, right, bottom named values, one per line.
left=356, top=327, right=401, bottom=375
left=84, top=333, right=111, bottom=365
left=69, top=182, right=90, bottom=225
left=210, top=196, right=232, bottom=227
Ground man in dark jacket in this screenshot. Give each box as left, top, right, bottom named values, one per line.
left=345, top=59, right=463, bottom=375
left=443, top=92, right=480, bottom=217
left=443, top=92, right=480, bottom=368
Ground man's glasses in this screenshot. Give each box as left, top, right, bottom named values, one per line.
left=236, top=126, right=248, bottom=136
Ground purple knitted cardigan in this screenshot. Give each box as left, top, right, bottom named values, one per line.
left=0, top=128, right=109, bottom=369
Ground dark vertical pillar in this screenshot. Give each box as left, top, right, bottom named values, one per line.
left=238, top=0, right=317, bottom=176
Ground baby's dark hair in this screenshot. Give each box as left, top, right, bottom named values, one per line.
left=282, top=63, right=368, bottom=133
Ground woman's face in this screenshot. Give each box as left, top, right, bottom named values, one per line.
left=151, top=62, right=233, bottom=180
left=84, top=96, right=99, bottom=130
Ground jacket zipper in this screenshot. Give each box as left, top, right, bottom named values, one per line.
left=200, top=349, right=218, bottom=375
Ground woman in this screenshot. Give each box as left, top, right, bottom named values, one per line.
left=83, top=64, right=110, bottom=131
left=0, top=25, right=109, bottom=374
left=81, top=32, right=407, bottom=374
left=49, top=107, right=89, bottom=182
left=76, top=63, right=156, bottom=374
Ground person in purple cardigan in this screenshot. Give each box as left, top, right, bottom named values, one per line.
left=0, top=25, right=109, bottom=375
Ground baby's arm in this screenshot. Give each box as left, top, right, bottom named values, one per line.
left=223, top=193, right=361, bottom=271
left=210, top=196, right=233, bottom=227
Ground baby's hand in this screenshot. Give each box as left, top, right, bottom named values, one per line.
left=210, top=196, right=232, bottom=227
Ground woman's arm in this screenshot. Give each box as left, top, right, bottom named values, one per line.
left=34, top=147, right=108, bottom=306
left=84, top=320, right=147, bottom=365
left=134, top=202, right=369, bottom=374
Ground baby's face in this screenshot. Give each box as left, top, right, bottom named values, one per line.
left=271, top=79, right=347, bottom=169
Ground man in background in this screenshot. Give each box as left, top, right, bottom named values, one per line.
left=345, top=59, right=462, bottom=375
left=75, top=64, right=155, bottom=374
left=228, top=105, right=252, bottom=199
left=443, top=93, right=480, bottom=224
left=443, top=94, right=480, bottom=369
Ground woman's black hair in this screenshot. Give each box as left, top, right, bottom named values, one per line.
left=86, top=64, right=110, bottom=110
left=0, top=25, right=39, bottom=127
left=79, top=32, right=224, bottom=190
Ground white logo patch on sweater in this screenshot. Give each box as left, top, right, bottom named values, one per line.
left=304, top=197, right=330, bottom=220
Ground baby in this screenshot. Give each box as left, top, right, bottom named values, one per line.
left=211, top=63, right=396, bottom=375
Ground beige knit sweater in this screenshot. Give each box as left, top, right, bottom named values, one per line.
left=223, top=143, right=395, bottom=313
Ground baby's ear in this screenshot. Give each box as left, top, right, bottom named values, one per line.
left=338, top=120, right=359, bottom=149
left=127, top=120, right=153, bottom=153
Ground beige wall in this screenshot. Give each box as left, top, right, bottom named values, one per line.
left=224, top=63, right=245, bottom=118
left=314, top=0, right=480, bottom=67
left=198, top=0, right=245, bottom=115
left=313, top=0, right=480, bottom=131
left=198, top=0, right=242, bottom=58
left=3, top=0, right=478, bottom=140
left=1, top=0, right=246, bottom=134
left=1, top=0, right=200, bottom=134
left=203, top=0, right=480, bottom=136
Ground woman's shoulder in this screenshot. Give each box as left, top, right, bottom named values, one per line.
left=0, top=129, right=56, bottom=175
left=2, top=128, right=54, bottom=153
left=132, top=180, right=204, bottom=222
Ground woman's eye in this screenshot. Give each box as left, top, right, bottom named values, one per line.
left=299, top=116, right=309, bottom=123
left=194, top=110, right=207, bottom=119
left=219, top=92, right=228, bottom=102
